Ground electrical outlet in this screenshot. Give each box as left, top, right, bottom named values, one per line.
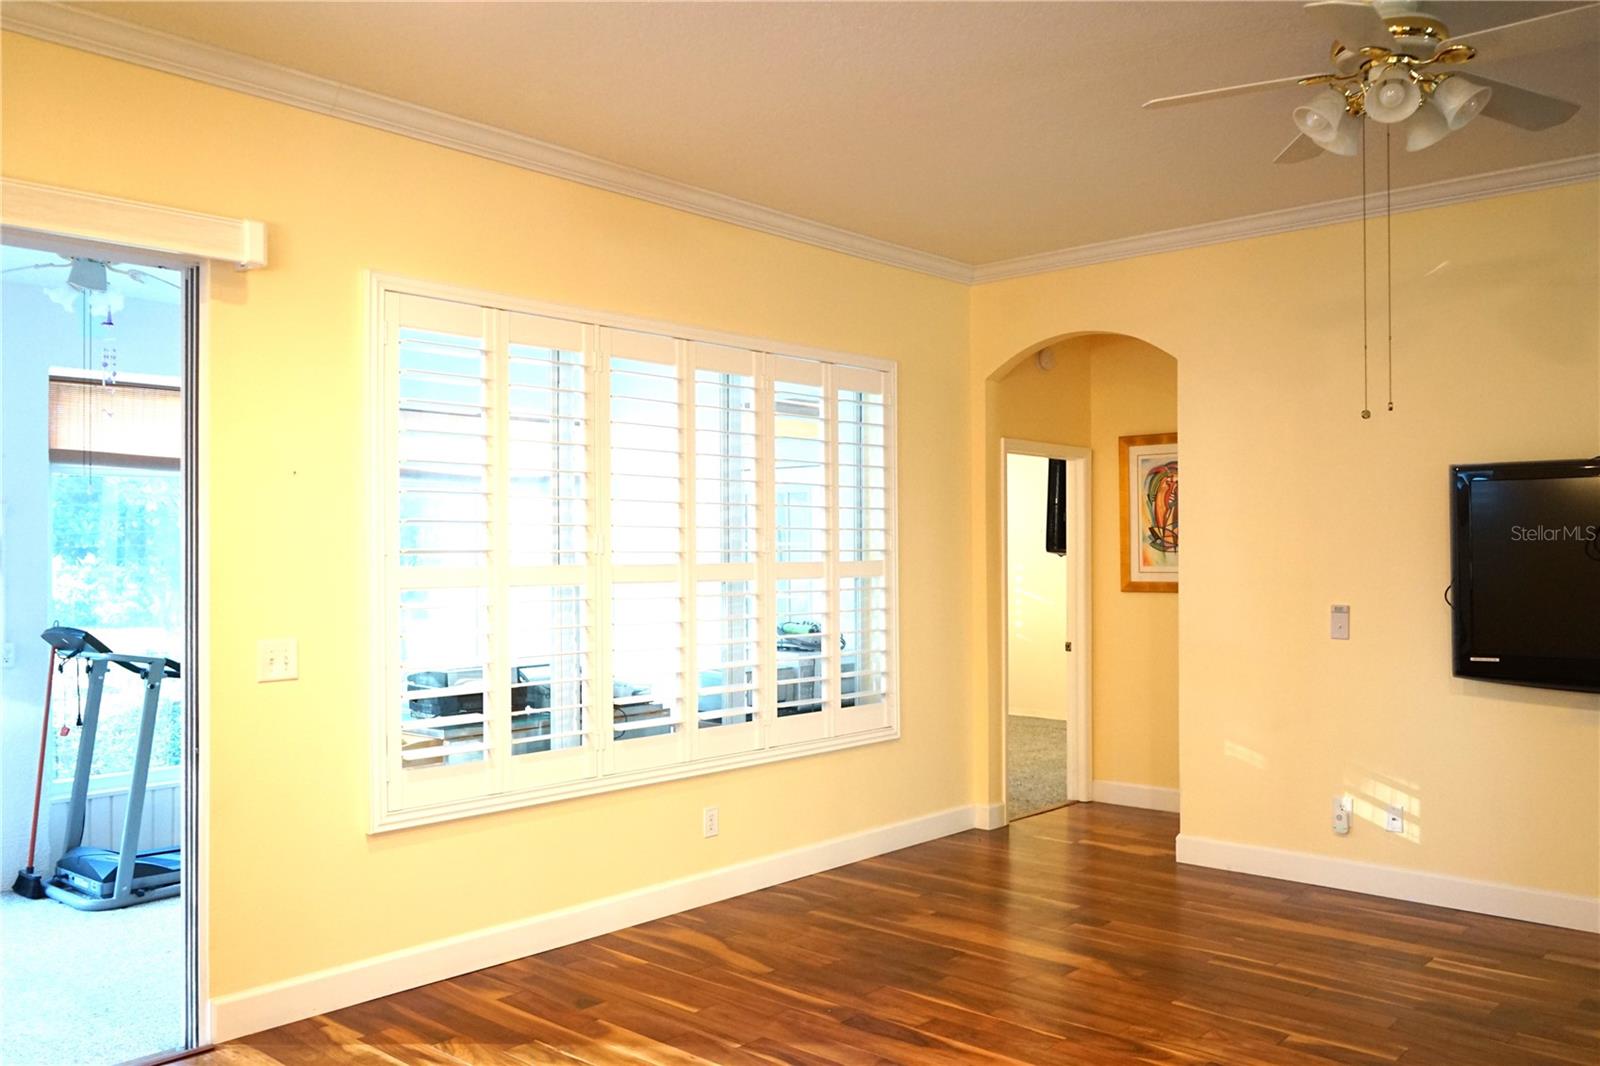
left=702, top=805, right=720, bottom=839
left=1330, top=604, right=1350, bottom=640
left=1332, top=796, right=1352, bottom=836
left=1385, top=804, right=1405, bottom=833
left=257, top=638, right=298, bottom=682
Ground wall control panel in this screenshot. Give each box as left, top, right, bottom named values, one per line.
left=257, top=638, right=298, bottom=682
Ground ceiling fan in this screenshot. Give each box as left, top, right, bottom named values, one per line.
left=1144, top=1, right=1598, bottom=161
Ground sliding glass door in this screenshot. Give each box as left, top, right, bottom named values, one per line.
left=0, top=237, right=199, bottom=1064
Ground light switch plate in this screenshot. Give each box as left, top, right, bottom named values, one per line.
left=1385, top=804, right=1405, bottom=833
left=1330, top=604, right=1350, bottom=640
left=257, top=638, right=298, bottom=682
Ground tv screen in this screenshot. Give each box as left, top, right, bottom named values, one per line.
left=1450, top=458, right=1600, bottom=693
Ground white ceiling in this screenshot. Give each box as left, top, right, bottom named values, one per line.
left=34, top=1, right=1600, bottom=265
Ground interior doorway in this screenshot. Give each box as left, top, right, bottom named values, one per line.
left=1002, top=440, right=1091, bottom=821
left=0, top=236, right=199, bottom=1065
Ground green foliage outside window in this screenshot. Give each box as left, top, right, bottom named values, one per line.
left=49, top=466, right=183, bottom=782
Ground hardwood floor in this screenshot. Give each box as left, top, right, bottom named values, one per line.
left=197, top=804, right=1599, bottom=1065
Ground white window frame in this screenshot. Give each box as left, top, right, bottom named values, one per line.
left=367, top=274, right=900, bottom=832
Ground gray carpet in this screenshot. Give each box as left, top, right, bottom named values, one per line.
left=1007, top=714, right=1070, bottom=820
left=0, top=891, right=184, bottom=1066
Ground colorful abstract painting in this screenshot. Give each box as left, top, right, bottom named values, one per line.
left=1120, top=433, right=1178, bottom=592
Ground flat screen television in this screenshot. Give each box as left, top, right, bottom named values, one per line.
left=1450, top=457, right=1600, bottom=693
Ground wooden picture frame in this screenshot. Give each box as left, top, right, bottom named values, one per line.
left=1119, top=432, right=1178, bottom=593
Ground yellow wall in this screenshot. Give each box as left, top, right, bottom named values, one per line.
left=970, top=181, right=1600, bottom=897
left=994, top=344, right=1091, bottom=443
left=992, top=338, right=1179, bottom=785
left=1004, top=453, right=1068, bottom=720
left=1086, top=337, right=1178, bottom=788
left=0, top=35, right=974, bottom=997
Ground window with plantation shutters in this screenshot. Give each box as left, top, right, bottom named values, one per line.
left=373, top=277, right=898, bottom=830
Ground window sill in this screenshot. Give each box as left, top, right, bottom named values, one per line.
left=372, top=723, right=899, bottom=833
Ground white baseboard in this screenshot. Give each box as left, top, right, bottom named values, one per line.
left=1092, top=780, right=1181, bottom=813
left=972, top=802, right=1006, bottom=830
left=1177, top=833, right=1600, bottom=933
left=210, top=804, right=987, bottom=1042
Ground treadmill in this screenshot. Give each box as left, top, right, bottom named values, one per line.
left=41, top=626, right=182, bottom=911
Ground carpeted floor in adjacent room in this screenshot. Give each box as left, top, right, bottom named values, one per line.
left=0, top=890, right=184, bottom=1066
left=1006, top=713, right=1070, bottom=819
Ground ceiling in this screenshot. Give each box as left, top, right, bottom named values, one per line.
left=30, top=2, right=1600, bottom=265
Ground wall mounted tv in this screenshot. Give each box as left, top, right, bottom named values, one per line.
left=1450, top=457, right=1600, bottom=694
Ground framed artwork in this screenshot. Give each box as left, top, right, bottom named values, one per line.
left=1119, top=433, right=1178, bottom=593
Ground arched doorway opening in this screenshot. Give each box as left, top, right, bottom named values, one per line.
left=989, top=333, right=1180, bottom=822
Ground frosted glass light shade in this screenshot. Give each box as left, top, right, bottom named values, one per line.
left=1293, top=90, right=1349, bottom=145
left=1364, top=70, right=1421, bottom=123
left=1434, top=76, right=1492, bottom=130
left=1405, top=98, right=1451, bottom=151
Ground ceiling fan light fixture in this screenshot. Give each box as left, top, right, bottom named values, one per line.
left=1292, top=89, right=1349, bottom=145
left=1432, top=75, right=1492, bottom=130
left=66, top=257, right=108, bottom=294
left=1404, top=97, right=1451, bottom=151
left=1363, top=69, right=1422, bottom=123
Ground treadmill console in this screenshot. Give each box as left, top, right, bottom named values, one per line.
left=40, top=626, right=180, bottom=678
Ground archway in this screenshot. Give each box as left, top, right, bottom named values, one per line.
left=985, top=332, right=1181, bottom=823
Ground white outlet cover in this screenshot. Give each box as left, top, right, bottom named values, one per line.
left=1385, top=804, right=1404, bottom=832
left=1332, top=796, right=1351, bottom=835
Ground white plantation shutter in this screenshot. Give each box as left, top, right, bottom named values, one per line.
left=835, top=366, right=894, bottom=735
left=385, top=294, right=498, bottom=811
left=768, top=356, right=831, bottom=746
left=689, top=342, right=763, bottom=758
left=602, top=329, right=687, bottom=773
left=502, top=312, right=599, bottom=791
left=374, top=279, right=898, bottom=829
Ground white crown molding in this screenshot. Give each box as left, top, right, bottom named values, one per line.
left=0, top=3, right=974, bottom=284
left=972, top=153, right=1600, bottom=283
left=4, top=5, right=1596, bottom=286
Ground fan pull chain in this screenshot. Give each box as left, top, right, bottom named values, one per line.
left=1361, top=120, right=1370, bottom=421
left=1385, top=124, right=1394, bottom=413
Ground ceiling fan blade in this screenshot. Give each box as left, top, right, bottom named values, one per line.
left=1470, top=75, right=1582, bottom=131
left=0, top=260, right=70, bottom=275
left=1303, top=1, right=1388, bottom=48
left=1143, top=73, right=1325, bottom=109
left=1274, top=133, right=1325, bottom=164
left=1447, top=3, right=1600, bottom=65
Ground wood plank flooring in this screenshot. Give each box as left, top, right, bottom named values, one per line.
left=196, top=804, right=1599, bottom=1065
